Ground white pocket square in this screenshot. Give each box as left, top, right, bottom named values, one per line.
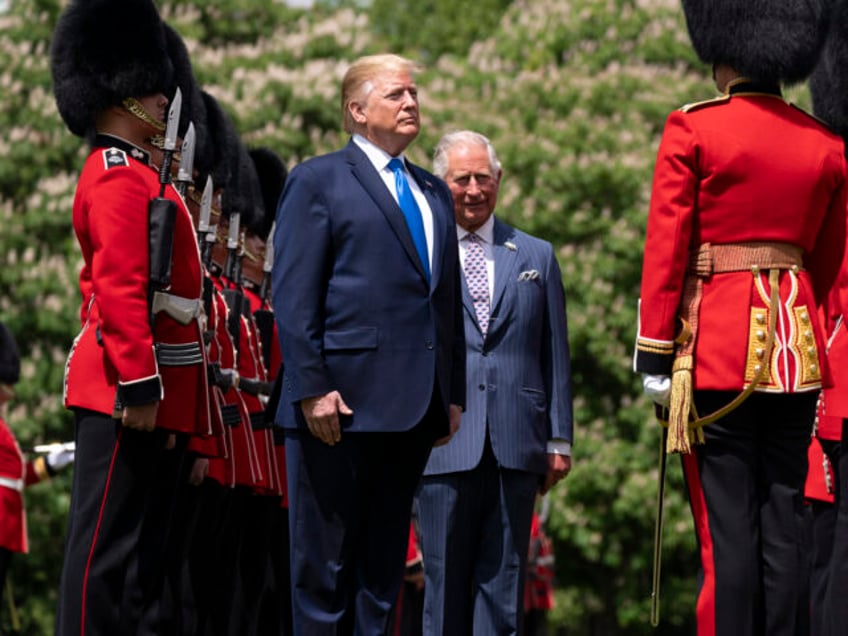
left=518, top=269, right=540, bottom=281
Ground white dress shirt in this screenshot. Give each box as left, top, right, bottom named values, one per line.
left=352, top=134, right=434, bottom=272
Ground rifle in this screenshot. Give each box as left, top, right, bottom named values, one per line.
left=221, top=211, right=247, bottom=349
left=148, top=87, right=182, bottom=299
left=254, top=221, right=276, bottom=371
left=175, top=121, right=195, bottom=198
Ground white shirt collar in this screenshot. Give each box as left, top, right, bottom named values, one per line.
left=352, top=134, right=407, bottom=173
left=456, top=215, right=495, bottom=245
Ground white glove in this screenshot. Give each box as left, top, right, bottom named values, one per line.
left=44, top=441, right=76, bottom=472
left=642, top=374, right=671, bottom=407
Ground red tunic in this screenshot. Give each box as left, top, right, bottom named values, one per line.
left=0, top=417, right=50, bottom=554
left=63, top=136, right=210, bottom=434
left=818, top=248, right=848, bottom=422
left=635, top=88, right=847, bottom=392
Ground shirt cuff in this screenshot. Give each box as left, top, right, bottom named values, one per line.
left=547, top=439, right=571, bottom=456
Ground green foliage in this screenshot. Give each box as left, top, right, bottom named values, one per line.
left=1, top=0, right=822, bottom=633
left=368, top=0, right=512, bottom=63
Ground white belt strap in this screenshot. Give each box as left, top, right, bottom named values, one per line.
left=0, top=476, right=24, bottom=492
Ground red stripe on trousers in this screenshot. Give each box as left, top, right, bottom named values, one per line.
left=80, top=427, right=124, bottom=636
left=683, top=451, right=716, bottom=636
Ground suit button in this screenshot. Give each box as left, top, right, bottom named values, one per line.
left=478, top=384, right=486, bottom=391
left=425, top=340, right=434, bottom=350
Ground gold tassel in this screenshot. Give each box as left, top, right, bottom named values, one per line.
left=667, top=355, right=694, bottom=454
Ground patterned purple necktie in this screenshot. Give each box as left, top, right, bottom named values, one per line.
left=464, top=233, right=490, bottom=336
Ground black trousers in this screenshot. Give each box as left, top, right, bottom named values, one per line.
left=682, top=391, right=816, bottom=636
left=823, top=419, right=848, bottom=635
left=808, top=436, right=839, bottom=636
left=55, top=410, right=186, bottom=636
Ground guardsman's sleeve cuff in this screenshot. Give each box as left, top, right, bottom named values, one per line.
left=633, top=337, right=675, bottom=375
left=117, top=374, right=163, bottom=407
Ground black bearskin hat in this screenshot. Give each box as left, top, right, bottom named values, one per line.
left=681, top=0, right=829, bottom=84
left=247, top=148, right=288, bottom=240
left=810, top=0, right=848, bottom=141
left=163, top=23, right=205, bottom=140
left=222, top=138, right=261, bottom=231
left=0, top=322, right=21, bottom=387
left=196, top=92, right=235, bottom=192
left=50, top=0, right=174, bottom=137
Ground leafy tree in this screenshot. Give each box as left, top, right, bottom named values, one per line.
left=368, top=0, right=513, bottom=63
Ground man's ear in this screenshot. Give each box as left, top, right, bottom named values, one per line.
left=349, top=100, right=367, bottom=125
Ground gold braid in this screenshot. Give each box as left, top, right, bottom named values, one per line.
left=122, top=98, right=166, bottom=132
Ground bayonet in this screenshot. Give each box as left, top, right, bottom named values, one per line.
left=157, top=87, right=182, bottom=195
left=198, top=176, right=216, bottom=266
left=163, top=87, right=181, bottom=153
left=175, top=121, right=195, bottom=197
left=259, top=221, right=275, bottom=301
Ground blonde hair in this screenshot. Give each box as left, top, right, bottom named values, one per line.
left=341, top=54, right=421, bottom=134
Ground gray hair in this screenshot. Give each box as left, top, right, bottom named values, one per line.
left=432, top=130, right=501, bottom=179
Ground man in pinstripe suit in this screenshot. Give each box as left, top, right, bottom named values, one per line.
left=417, top=131, right=574, bottom=635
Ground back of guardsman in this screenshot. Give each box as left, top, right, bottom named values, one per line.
left=49, top=1, right=210, bottom=634
left=633, top=1, right=846, bottom=634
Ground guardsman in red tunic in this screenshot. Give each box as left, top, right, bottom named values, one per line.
left=633, top=1, right=846, bottom=633
left=49, top=2, right=209, bottom=634
left=806, top=11, right=848, bottom=633
left=0, top=323, right=75, bottom=627
left=243, top=146, right=293, bottom=636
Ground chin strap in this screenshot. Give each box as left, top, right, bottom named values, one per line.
left=122, top=97, right=166, bottom=133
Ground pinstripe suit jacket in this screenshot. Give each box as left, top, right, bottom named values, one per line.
left=424, top=217, right=573, bottom=477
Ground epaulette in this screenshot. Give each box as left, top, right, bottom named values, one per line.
left=679, top=94, right=731, bottom=114
left=101, top=147, right=129, bottom=169
left=789, top=103, right=838, bottom=133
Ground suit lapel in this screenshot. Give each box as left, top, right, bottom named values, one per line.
left=345, top=142, right=429, bottom=283
left=490, top=220, right=519, bottom=329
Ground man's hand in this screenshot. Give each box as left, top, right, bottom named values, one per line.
left=122, top=402, right=159, bottom=431
left=434, top=404, right=462, bottom=447
left=301, top=391, right=353, bottom=446
left=541, top=452, right=571, bottom=494
left=189, top=457, right=209, bottom=486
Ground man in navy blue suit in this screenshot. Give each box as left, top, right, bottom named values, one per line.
left=272, top=54, right=466, bottom=634
left=417, top=130, right=574, bottom=635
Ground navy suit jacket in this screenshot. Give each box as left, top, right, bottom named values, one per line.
left=424, top=218, right=573, bottom=476
left=272, top=140, right=466, bottom=434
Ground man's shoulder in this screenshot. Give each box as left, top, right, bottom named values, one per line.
left=496, top=221, right=554, bottom=254
left=678, top=93, right=731, bottom=114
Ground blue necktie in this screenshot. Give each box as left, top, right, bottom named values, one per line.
left=388, top=158, right=430, bottom=281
